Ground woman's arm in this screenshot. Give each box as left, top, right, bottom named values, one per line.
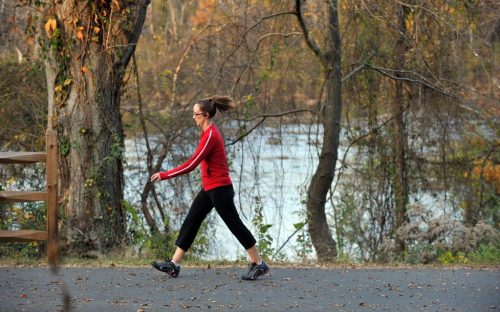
left=151, top=129, right=214, bottom=182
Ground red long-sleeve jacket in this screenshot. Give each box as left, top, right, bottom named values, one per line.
left=159, top=124, right=232, bottom=191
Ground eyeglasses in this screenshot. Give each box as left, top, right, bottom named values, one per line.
left=193, top=112, right=204, bottom=117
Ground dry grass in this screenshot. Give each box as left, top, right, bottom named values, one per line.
left=1, top=257, right=498, bottom=270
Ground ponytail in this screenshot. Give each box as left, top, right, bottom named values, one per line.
left=197, top=96, right=235, bottom=118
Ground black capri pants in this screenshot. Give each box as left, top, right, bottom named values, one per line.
left=175, top=184, right=256, bottom=252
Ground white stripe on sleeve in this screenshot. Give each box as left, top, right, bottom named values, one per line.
left=167, top=129, right=213, bottom=177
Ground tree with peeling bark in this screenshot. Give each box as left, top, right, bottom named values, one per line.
left=41, top=0, right=150, bottom=255
left=294, top=0, right=341, bottom=261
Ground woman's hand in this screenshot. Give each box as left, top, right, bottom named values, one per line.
left=150, top=172, right=162, bottom=183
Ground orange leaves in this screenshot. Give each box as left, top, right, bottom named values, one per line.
left=44, top=18, right=57, bottom=38
left=405, top=12, right=415, bottom=32
left=191, top=0, right=216, bottom=27
left=76, top=26, right=85, bottom=41
left=472, top=160, right=500, bottom=180
left=70, top=14, right=100, bottom=42
left=46, top=3, right=116, bottom=46
left=469, top=160, right=500, bottom=194
left=461, top=135, right=500, bottom=193
left=76, top=31, right=84, bottom=40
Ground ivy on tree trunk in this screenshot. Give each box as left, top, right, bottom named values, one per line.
left=41, top=0, right=150, bottom=255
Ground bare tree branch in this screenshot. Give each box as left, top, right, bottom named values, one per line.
left=133, top=53, right=161, bottom=233
left=226, top=108, right=318, bottom=146
left=341, top=64, right=366, bottom=83
left=219, top=10, right=297, bottom=72
left=254, top=32, right=303, bottom=52
left=364, top=64, right=492, bottom=117
left=272, top=223, right=304, bottom=260
left=171, top=23, right=213, bottom=107
left=294, top=0, right=325, bottom=65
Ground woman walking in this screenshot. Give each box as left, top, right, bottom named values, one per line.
left=150, top=96, right=269, bottom=280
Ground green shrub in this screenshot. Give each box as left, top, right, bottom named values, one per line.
left=437, top=251, right=470, bottom=264
left=436, top=243, right=499, bottom=264
left=0, top=200, right=47, bottom=259
left=251, top=197, right=274, bottom=261
left=403, top=242, right=438, bottom=264
left=467, top=243, right=500, bottom=263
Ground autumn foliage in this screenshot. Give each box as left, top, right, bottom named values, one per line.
left=0, top=0, right=498, bottom=261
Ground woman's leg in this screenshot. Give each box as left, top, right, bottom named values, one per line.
left=246, top=245, right=261, bottom=264
left=174, top=189, right=214, bottom=263
left=209, top=186, right=257, bottom=255
left=172, top=247, right=185, bottom=264
left=210, top=185, right=269, bottom=280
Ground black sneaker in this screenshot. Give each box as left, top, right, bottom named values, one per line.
left=151, top=259, right=180, bottom=277
left=241, top=261, right=269, bottom=280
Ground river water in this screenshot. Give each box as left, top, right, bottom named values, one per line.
left=124, top=124, right=325, bottom=261
left=123, top=123, right=452, bottom=261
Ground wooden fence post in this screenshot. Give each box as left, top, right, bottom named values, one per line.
left=46, top=129, right=58, bottom=264
left=0, top=130, right=58, bottom=263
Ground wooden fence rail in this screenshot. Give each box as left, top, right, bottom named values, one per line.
left=0, top=130, right=58, bottom=263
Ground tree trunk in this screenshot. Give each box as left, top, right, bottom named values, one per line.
left=392, top=3, right=410, bottom=254
left=307, top=67, right=341, bottom=261
left=296, top=0, right=341, bottom=261
left=43, top=1, right=150, bottom=255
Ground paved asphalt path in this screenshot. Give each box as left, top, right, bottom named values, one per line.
left=0, top=266, right=498, bottom=311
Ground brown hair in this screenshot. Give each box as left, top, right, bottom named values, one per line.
left=197, top=96, right=235, bottom=118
